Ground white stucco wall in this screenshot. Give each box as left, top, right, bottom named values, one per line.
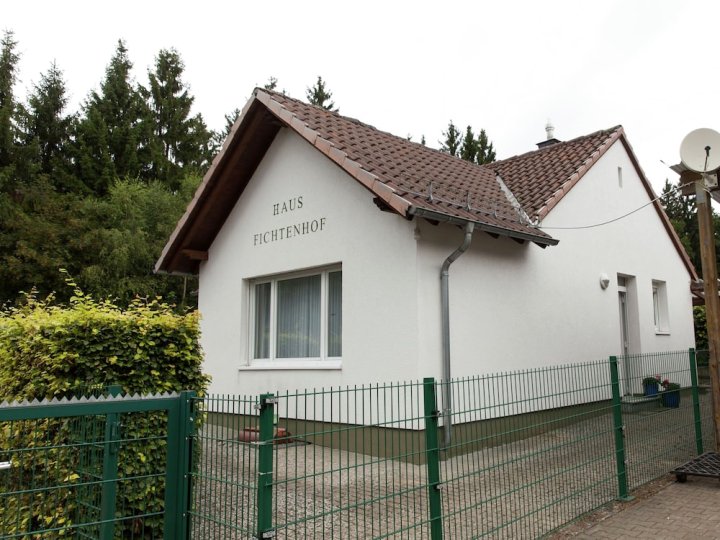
left=415, top=141, right=695, bottom=382
left=199, top=134, right=694, bottom=397
left=198, top=129, right=419, bottom=395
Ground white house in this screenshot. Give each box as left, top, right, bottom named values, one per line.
left=156, top=88, right=697, bottom=397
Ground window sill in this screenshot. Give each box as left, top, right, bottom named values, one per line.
left=655, top=330, right=671, bottom=336
left=239, top=360, right=342, bottom=371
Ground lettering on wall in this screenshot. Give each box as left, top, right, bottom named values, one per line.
left=253, top=196, right=327, bottom=247
left=273, top=196, right=303, bottom=215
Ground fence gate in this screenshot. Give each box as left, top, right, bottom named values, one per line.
left=0, top=390, right=195, bottom=539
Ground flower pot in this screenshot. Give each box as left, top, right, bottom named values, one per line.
left=643, top=382, right=659, bottom=396
left=661, top=390, right=680, bottom=408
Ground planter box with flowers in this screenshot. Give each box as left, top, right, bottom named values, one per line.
left=660, top=379, right=681, bottom=408
left=642, top=375, right=661, bottom=396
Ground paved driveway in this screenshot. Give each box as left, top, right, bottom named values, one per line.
left=576, top=475, right=720, bottom=539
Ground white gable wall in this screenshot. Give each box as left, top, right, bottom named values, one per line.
left=199, top=129, right=420, bottom=395
left=415, top=140, right=694, bottom=380
left=540, top=142, right=694, bottom=356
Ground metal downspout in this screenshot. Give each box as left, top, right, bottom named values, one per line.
left=441, top=222, right=474, bottom=449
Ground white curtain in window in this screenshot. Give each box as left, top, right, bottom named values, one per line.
left=276, top=275, right=321, bottom=358
left=253, top=282, right=271, bottom=359
left=328, top=271, right=342, bottom=357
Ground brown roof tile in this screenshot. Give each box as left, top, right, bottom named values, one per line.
left=258, top=90, right=553, bottom=243
left=487, top=126, right=697, bottom=280
left=158, top=90, right=694, bottom=279
left=489, top=127, right=622, bottom=220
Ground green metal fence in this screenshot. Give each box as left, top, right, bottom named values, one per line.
left=0, top=350, right=711, bottom=539
left=191, top=349, right=712, bottom=539
left=0, top=390, right=195, bottom=539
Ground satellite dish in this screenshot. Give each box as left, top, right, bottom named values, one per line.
left=680, top=128, right=720, bottom=173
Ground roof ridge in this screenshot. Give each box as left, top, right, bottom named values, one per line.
left=489, top=125, right=623, bottom=166
left=256, top=87, right=491, bottom=169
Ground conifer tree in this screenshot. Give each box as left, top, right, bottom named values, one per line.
left=440, top=121, right=462, bottom=157
left=460, top=126, right=477, bottom=162
left=24, top=62, right=80, bottom=191
left=147, top=48, right=212, bottom=190
left=212, top=108, right=241, bottom=149
left=306, top=76, right=337, bottom=111
left=0, top=31, right=20, bottom=171
left=475, top=128, right=496, bottom=164
left=264, top=76, right=278, bottom=91
left=441, top=121, right=496, bottom=164
left=75, top=40, right=154, bottom=194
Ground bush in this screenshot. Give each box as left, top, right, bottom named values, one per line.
left=694, top=305, right=708, bottom=352
left=0, top=286, right=209, bottom=537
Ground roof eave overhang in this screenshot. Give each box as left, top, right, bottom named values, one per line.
left=155, top=94, right=282, bottom=275
left=408, top=207, right=559, bottom=247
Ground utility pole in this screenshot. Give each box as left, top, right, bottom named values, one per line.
left=694, top=176, right=720, bottom=451
left=679, top=129, right=720, bottom=452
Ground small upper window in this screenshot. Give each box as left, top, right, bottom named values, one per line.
left=652, top=280, right=669, bottom=334
left=251, top=267, right=342, bottom=361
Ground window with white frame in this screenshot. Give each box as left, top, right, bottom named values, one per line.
left=251, top=266, right=342, bottom=361
left=652, top=280, right=669, bottom=334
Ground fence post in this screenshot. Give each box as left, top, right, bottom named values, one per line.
left=609, top=356, right=633, bottom=501
left=99, top=384, right=122, bottom=540
left=178, top=391, right=196, bottom=540
left=689, top=348, right=704, bottom=454
left=423, top=378, right=444, bottom=540
left=164, top=390, right=195, bottom=539
left=256, top=394, right=275, bottom=539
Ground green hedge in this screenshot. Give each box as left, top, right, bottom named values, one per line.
left=0, top=288, right=209, bottom=537
left=0, top=289, right=208, bottom=399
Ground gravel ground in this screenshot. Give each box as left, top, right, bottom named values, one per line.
left=190, top=393, right=712, bottom=539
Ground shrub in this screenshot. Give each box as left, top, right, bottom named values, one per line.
left=694, top=305, right=708, bottom=352
left=0, top=286, right=209, bottom=537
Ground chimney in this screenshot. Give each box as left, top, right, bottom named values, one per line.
left=537, top=120, right=561, bottom=149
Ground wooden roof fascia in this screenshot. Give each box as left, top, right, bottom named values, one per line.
left=181, top=249, right=208, bottom=261
left=155, top=95, right=281, bottom=274
left=155, top=94, right=258, bottom=274
left=618, top=134, right=699, bottom=281
left=536, top=127, right=623, bottom=220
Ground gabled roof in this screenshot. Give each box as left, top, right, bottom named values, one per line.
left=156, top=89, right=556, bottom=274
left=155, top=88, right=696, bottom=282
left=489, top=127, right=698, bottom=280
left=491, top=127, right=623, bottom=220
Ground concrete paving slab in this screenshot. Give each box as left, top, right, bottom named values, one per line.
left=578, top=476, right=720, bottom=539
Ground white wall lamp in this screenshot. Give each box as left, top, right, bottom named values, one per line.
left=599, top=273, right=610, bottom=290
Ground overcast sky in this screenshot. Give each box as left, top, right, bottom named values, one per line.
left=4, top=0, right=720, bottom=197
